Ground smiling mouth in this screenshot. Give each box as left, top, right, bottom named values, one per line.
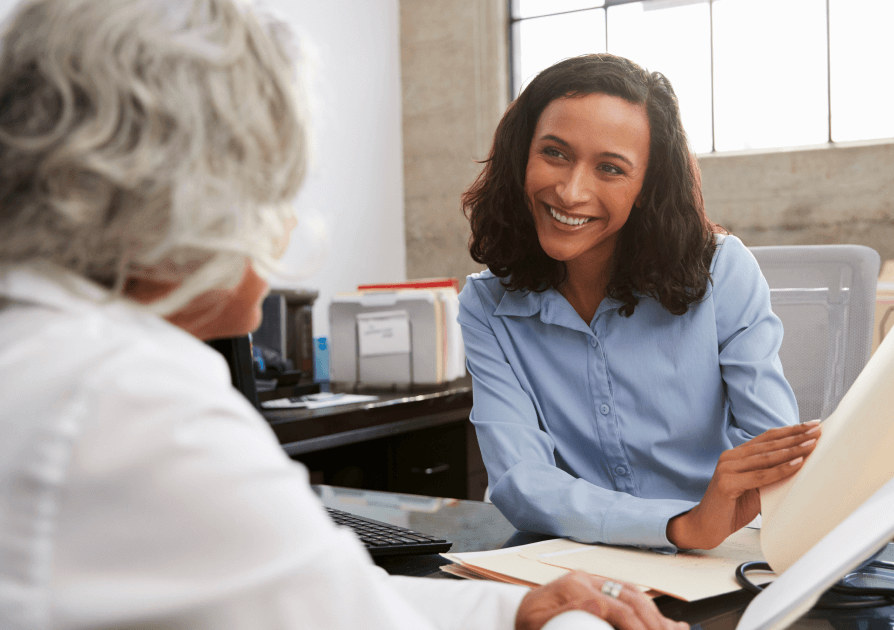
left=546, top=204, right=593, bottom=227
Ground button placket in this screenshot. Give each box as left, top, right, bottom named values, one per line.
left=592, top=315, right=636, bottom=494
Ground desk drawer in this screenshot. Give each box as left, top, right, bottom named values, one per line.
left=388, top=423, right=467, bottom=499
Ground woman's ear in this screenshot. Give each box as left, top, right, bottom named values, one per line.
left=634, top=190, right=647, bottom=209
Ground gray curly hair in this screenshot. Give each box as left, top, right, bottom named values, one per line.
left=0, top=0, right=306, bottom=314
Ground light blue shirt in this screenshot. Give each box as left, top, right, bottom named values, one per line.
left=458, top=234, right=799, bottom=552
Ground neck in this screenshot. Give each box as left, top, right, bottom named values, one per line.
left=123, top=277, right=178, bottom=305
left=559, top=238, right=617, bottom=324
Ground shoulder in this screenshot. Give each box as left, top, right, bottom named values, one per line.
left=87, top=309, right=259, bottom=434
left=459, top=268, right=507, bottom=312
left=2, top=295, right=252, bottom=437
left=75, top=303, right=232, bottom=396
left=709, top=233, right=764, bottom=286
left=707, top=234, right=774, bottom=322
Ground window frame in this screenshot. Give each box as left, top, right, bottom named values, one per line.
left=508, top=0, right=842, bottom=154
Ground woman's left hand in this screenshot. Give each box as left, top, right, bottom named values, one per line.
left=516, top=571, right=688, bottom=630
left=666, top=421, right=821, bottom=550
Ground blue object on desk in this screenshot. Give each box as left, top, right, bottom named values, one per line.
left=314, top=336, right=330, bottom=392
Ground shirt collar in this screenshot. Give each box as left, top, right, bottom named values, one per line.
left=494, top=286, right=616, bottom=335
left=0, top=264, right=116, bottom=315
left=493, top=287, right=543, bottom=318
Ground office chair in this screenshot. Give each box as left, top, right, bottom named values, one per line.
left=749, top=244, right=881, bottom=423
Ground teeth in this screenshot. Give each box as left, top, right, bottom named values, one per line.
left=548, top=205, right=591, bottom=226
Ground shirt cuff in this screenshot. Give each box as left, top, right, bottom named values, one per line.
left=542, top=610, right=614, bottom=630
left=598, top=497, right=697, bottom=553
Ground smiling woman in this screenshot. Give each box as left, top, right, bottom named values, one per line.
left=459, top=54, right=815, bottom=552
left=524, top=93, right=650, bottom=322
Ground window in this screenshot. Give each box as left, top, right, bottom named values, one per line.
left=510, top=0, right=894, bottom=154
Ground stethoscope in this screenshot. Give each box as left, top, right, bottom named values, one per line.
left=736, top=553, right=894, bottom=610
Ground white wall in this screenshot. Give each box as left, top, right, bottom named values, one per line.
left=0, top=2, right=15, bottom=21
left=267, top=0, right=406, bottom=338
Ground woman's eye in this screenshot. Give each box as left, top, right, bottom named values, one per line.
left=543, top=147, right=565, bottom=159
left=600, top=164, right=623, bottom=175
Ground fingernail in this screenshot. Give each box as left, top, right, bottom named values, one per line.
left=789, top=456, right=804, bottom=466
left=805, top=420, right=821, bottom=426
left=800, top=439, right=816, bottom=447
left=806, top=427, right=820, bottom=436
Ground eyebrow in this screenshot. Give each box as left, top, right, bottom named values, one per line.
left=539, top=134, right=635, bottom=168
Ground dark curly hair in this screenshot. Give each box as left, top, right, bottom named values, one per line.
left=463, top=53, right=722, bottom=316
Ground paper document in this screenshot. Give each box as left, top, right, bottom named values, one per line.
left=442, top=543, right=571, bottom=588
left=443, top=532, right=762, bottom=601
left=739, top=477, right=894, bottom=630
left=261, top=393, right=378, bottom=409
left=522, top=529, right=769, bottom=601
left=760, top=328, right=894, bottom=573
left=356, top=310, right=411, bottom=357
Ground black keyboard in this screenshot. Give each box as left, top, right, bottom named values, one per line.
left=325, top=507, right=453, bottom=557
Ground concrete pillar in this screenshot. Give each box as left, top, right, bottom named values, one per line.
left=400, top=0, right=508, bottom=285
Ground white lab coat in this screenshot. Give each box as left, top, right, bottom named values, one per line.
left=0, top=267, right=610, bottom=630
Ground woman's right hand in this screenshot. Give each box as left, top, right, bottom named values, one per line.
left=667, top=421, right=821, bottom=550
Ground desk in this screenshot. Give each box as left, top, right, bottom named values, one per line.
left=265, top=379, right=487, bottom=500
left=317, top=485, right=894, bottom=630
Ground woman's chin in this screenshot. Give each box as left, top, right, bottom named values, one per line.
left=539, top=242, right=587, bottom=264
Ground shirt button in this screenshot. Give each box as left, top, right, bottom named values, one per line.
left=600, top=404, right=610, bottom=415
left=589, top=337, right=597, bottom=347
left=615, top=466, right=627, bottom=476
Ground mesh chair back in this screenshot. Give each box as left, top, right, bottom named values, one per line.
left=749, top=245, right=880, bottom=423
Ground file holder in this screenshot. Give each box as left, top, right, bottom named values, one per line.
left=329, top=291, right=444, bottom=386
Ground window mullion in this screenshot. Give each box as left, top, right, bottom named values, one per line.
left=709, top=0, right=716, bottom=153
left=826, top=0, right=832, bottom=144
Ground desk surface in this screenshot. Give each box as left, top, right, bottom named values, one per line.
left=315, top=485, right=894, bottom=630
left=266, top=380, right=473, bottom=455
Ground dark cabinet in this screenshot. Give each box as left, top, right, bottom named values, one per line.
left=388, top=422, right=467, bottom=498
left=266, top=380, right=487, bottom=500
left=290, top=419, right=485, bottom=500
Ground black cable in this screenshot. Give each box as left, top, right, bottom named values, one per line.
left=736, top=562, right=894, bottom=610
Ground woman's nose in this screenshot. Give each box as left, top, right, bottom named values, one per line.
left=556, top=164, right=593, bottom=205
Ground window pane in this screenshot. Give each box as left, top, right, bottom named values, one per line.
left=513, top=10, right=607, bottom=96
left=513, top=0, right=605, bottom=20
left=608, top=0, right=713, bottom=154
left=829, top=0, right=894, bottom=143
left=713, top=0, right=828, bottom=151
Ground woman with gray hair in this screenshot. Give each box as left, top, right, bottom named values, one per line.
left=0, top=1, right=687, bottom=629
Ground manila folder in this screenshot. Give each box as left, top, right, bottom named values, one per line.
left=760, top=328, right=894, bottom=573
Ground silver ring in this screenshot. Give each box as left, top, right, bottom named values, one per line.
left=601, top=580, right=623, bottom=599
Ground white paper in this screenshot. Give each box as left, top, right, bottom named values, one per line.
left=261, top=393, right=378, bottom=409
left=356, top=310, right=411, bottom=357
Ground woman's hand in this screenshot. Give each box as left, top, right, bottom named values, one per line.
left=516, top=571, right=688, bottom=630
left=667, top=421, right=821, bottom=550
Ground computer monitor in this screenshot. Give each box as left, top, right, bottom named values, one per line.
left=206, top=336, right=260, bottom=410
